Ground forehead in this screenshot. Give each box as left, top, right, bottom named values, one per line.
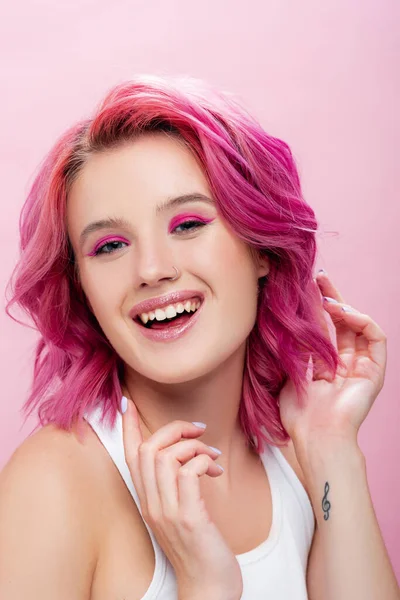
left=68, top=133, right=209, bottom=216
left=66, top=133, right=213, bottom=250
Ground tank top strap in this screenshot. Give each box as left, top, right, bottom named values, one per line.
left=266, top=442, right=315, bottom=547
left=83, top=405, right=168, bottom=599
left=83, top=405, right=140, bottom=503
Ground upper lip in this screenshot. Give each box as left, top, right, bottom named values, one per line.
left=129, top=290, right=204, bottom=320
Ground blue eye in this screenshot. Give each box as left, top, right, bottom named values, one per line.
left=173, top=220, right=206, bottom=233
left=94, top=240, right=127, bottom=256
left=93, top=220, right=207, bottom=256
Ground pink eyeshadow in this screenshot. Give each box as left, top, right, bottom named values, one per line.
left=89, top=235, right=127, bottom=256
left=168, top=213, right=214, bottom=233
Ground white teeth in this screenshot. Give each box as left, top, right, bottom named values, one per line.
left=165, top=305, right=177, bottom=319
left=138, top=298, right=202, bottom=324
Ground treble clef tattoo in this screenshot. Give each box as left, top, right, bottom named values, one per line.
left=322, top=481, right=331, bottom=521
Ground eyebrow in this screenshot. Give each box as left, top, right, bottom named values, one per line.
left=78, top=192, right=215, bottom=248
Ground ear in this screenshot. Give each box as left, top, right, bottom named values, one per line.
left=256, top=253, right=270, bottom=279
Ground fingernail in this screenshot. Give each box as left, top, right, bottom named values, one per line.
left=323, top=296, right=338, bottom=303
left=192, top=421, right=207, bottom=429
left=318, top=268, right=328, bottom=275
left=217, top=464, right=224, bottom=472
left=121, top=395, right=128, bottom=414
left=342, top=306, right=355, bottom=313
left=208, top=445, right=222, bottom=455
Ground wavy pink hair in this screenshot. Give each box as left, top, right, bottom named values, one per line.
left=5, top=74, right=341, bottom=452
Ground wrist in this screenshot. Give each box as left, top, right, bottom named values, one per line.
left=292, top=434, right=365, bottom=479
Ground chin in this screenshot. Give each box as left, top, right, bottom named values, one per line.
left=130, top=341, right=246, bottom=387
left=134, top=358, right=214, bottom=386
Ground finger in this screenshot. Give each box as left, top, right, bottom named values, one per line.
left=337, top=307, right=387, bottom=373
left=355, top=330, right=369, bottom=355
left=322, top=297, right=357, bottom=360
left=121, top=397, right=146, bottom=502
left=309, top=280, right=337, bottom=381
left=155, top=440, right=222, bottom=516
left=311, top=279, right=332, bottom=343
left=178, top=454, right=224, bottom=518
left=138, top=422, right=209, bottom=523
left=315, top=270, right=346, bottom=304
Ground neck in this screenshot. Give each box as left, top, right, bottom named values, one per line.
left=121, top=343, right=258, bottom=490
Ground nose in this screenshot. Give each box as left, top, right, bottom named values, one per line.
left=135, top=236, right=178, bottom=288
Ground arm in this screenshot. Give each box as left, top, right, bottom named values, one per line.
left=277, top=271, right=400, bottom=600
left=0, top=431, right=97, bottom=599
left=301, top=437, right=400, bottom=600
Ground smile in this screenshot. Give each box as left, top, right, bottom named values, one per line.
left=132, top=296, right=204, bottom=342
left=138, top=298, right=201, bottom=326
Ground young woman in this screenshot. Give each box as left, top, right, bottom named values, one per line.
left=1, top=75, right=398, bottom=600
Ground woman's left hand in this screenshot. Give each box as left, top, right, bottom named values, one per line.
left=278, top=270, right=387, bottom=447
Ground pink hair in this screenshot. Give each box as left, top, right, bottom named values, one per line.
left=5, top=74, right=341, bottom=451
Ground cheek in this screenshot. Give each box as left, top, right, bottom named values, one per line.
left=195, top=230, right=258, bottom=316
left=192, top=225, right=255, bottom=273
left=207, top=230, right=257, bottom=284
left=78, top=266, right=123, bottom=322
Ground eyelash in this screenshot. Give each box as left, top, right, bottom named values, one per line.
left=93, top=219, right=208, bottom=256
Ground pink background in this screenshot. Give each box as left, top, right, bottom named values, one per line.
left=1, top=0, right=399, bottom=582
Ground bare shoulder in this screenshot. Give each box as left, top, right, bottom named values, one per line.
left=0, top=420, right=101, bottom=598
left=1, top=418, right=102, bottom=504
left=0, top=418, right=105, bottom=533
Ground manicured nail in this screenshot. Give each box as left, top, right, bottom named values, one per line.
left=217, top=464, right=224, bottom=472
left=318, top=268, right=328, bottom=275
left=121, top=395, right=128, bottom=414
left=208, top=445, right=222, bottom=455
left=323, top=296, right=338, bottom=303
left=192, top=421, right=207, bottom=428
left=342, top=306, right=355, bottom=313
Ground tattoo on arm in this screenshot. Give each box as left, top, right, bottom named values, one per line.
left=322, top=481, right=331, bottom=520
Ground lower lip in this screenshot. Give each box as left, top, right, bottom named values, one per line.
left=133, top=300, right=204, bottom=342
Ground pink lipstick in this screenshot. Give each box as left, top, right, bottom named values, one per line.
left=130, top=290, right=205, bottom=343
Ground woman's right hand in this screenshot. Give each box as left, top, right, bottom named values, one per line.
left=121, top=396, right=243, bottom=600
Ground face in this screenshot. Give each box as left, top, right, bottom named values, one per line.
left=67, top=133, right=269, bottom=384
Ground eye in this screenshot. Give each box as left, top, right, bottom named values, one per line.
left=93, top=240, right=127, bottom=256
left=172, top=219, right=207, bottom=234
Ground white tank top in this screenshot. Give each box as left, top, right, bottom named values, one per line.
left=83, top=404, right=315, bottom=599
